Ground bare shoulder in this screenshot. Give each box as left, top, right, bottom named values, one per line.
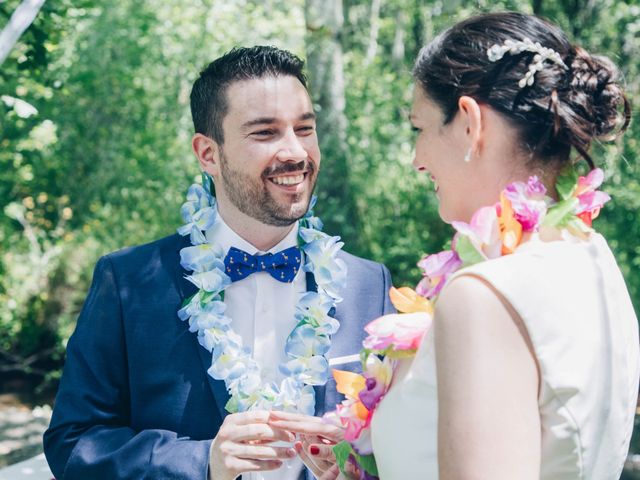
left=434, top=272, right=538, bottom=389
left=436, top=273, right=517, bottom=336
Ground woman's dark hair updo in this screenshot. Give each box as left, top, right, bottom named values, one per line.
left=413, top=11, right=631, bottom=168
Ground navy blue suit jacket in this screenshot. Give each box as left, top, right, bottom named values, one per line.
left=44, top=233, right=394, bottom=479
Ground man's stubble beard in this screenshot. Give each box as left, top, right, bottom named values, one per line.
left=218, top=149, right=317, bottom=227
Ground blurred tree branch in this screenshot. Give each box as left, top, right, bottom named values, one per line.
left=0, top=0, right=46, bottom=65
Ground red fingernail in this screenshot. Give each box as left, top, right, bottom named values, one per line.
left=310, top=445, right=320, bottom=455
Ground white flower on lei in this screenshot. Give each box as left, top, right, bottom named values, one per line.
left=303, top=235, right=347, bottom=300
left=295, top=292, right=340, bottom=335
left=177, top=184, right=217, bottom=245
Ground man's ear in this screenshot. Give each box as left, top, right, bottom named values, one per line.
left=192, top=133, right=221, bottom=177
left=457, top=96, right=483, bottom=155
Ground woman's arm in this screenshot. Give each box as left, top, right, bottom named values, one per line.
left=435, top=274, right=540, bottom=480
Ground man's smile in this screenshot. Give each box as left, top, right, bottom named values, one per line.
left=268, top=172, right=307, bottom=186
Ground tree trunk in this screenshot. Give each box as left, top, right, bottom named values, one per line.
left=532, top=0, right=543, bottom=15
left=392, top=8, right=408, bottom=66
left=366, top=0, right=382, bottom=64
left=305, top=0, right=360, bottom=247
left=0, top=0, right=46, bottom=65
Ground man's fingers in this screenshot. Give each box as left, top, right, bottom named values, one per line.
left=226, top=457, right=284, bottom=473
left=232, top=423, right=294, bottom=443
left=225, top=410, right=271, bottom=426
left=228, top=443, right=297, bottom=461
left=269, top=410, right=325, bottom=423
left=268, top=418, right=343, bottom=441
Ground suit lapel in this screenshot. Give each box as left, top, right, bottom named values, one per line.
left=173, top=234, right=231, bottom=419
left=197, top=344, right=231, bottom=420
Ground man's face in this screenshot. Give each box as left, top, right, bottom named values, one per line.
left=214, top=75, right=320, bottom=227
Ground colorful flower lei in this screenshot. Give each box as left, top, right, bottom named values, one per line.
left=328, top=167, right=610, bottom=479
left=177, top=173, right=347, bottom=415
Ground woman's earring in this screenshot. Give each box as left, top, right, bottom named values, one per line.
left=463, top=148, right=472, bottom=163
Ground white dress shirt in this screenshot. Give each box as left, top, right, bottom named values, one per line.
left=208, top=214, right=306, bottom=480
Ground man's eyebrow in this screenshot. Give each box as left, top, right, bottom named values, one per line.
left=299, top=112, right=316, bottom=121
left=241, top=112, right=316, bottom=130
left=241, top=117, right=277, bottom=129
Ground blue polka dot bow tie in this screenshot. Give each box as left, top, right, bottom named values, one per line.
left=223, top=246, right=302, bottom=283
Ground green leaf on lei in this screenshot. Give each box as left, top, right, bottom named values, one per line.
left=181, top=292, right=196, bottom=308
left=566, top=216, right=593, bottom=235
left=225, top=396, right=239, bottom=414
left=200, top=290, right=215, bottom=304
left=542, top=197, right=579, bottom=228
left=333, top=440, right=353, bottom=472
left=455, top=235, right=485, bottom=266
left=332, top=441, right=380, bottom=477
left=355, top=452, right=379, bottom=476
left=556, top=166, right=578, bottom=200
left=385, top=348, right=418, bottom=359
left=199, top=290, right=224, bottom=304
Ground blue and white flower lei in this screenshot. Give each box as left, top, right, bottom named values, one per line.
left=177, top=174, right=347, bottom=415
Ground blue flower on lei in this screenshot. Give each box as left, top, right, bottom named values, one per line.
left=177, top=184, right=217, bottom=245
left=302, top=234, right=348, bottom=300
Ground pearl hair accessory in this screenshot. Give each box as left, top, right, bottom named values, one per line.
left=487, top=37, right=568, bottom=88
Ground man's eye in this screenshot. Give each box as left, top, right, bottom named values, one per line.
left=411, top=126, right=422, bottom=134
left=252, top=130, right=274, bottom=136
left=297, top=126, right=315, bottom=134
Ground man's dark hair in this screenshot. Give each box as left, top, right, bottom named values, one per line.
left=190, top=46, right=307, bottom=144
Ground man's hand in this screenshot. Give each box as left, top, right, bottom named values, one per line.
left=209, top=410, right=297, bottom=480
left=268, top=411, right=344, bottom=480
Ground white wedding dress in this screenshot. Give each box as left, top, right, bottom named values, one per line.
left=371, top=233, right=639, bottom=479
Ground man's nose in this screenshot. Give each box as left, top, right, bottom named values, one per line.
left=275, top=130, right=309, bottom=162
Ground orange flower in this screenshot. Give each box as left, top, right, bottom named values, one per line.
left=498, top=193, right=522, bottom=255
left=333, top=369, right=366, bottom=400
left=389, top=287, right=434, bottom=314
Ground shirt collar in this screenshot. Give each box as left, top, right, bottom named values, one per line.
left=210, top=209, right=299, bottom=255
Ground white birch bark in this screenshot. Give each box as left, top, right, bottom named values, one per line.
left=0, top=0, right=47, bottom=65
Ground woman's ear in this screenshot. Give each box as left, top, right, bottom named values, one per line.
left=457, top=96, right=483, bottom=156
left=192, top=133, right=221, bottom=177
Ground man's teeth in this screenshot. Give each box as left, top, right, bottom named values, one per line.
left=271, top=174, right=305, bottom=186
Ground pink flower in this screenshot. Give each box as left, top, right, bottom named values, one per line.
left=574, top=168, right=611, bottom=226
left=335, top=398, right=370, bottom=443
left=576, top=168, right=604, bottom=195
left=362, top=312, right=431, bottom=352
left=525, top=175, right=547, bottom=195
left=415, top=250, right=463, bottom=298
left=452, top=206, right=502, bottom=259
left=576, top=190, right=611, bottom=214
left=503, top=176, right=549, bottom=232
left=350, top=425, right=373, bottom=455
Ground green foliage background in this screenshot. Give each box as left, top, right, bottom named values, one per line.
left=1, top=0, right=639, bottom=451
